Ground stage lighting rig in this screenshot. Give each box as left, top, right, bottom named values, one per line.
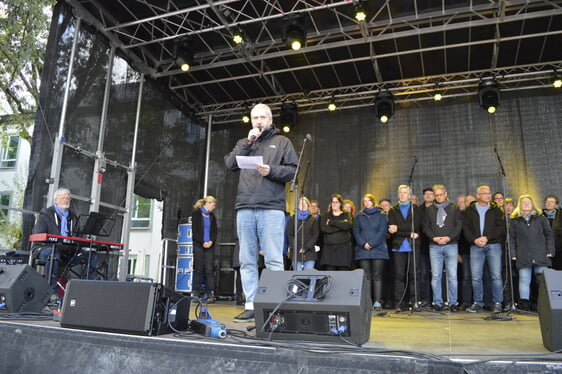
left=241, top=113, right=250, bottom=124
left=232, top=27, right=245, bottom=45
left=374, top=92, right=394, bottom=123
left=553, top=72, right=562, bottom=88
left=327, top=97, right=337, bottom=111
left=173, top=37, right=194, bottom=72
left=478, top=79, right=500, bottom=114
left=354, top=2, right=367, bottom=22
left=280, top=102, right=298, bottom=133
left=282, top=14, right=306, bottom=51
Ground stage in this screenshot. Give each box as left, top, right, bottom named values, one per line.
left=1, top=301, right=561, bottom=374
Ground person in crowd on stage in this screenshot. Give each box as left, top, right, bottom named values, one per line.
left=510, top=195, right=555, bottom=311
left=504, top=198, right=515, bottom=218
left=33, top=188, right=99, bottom=296
left=410, top=195, right=419, bottom=206
left=387, top=185, right=422, bottom=310
left=418, top=187, right=435, bottom=309
left=379, top=199, right=392, bottom=214
left=493, top=192, right=505, bottom=211
left=423, top=185, right=463, bottom=312
left=353, top=194, right=388, bottom=311
left=224, top=103, right=298, bottom=323
left=191, top=196, right=218, bottom=303
left=466, top=195, right=476, bottom=205
left=456, top=195, right=472, bottom=309
left=542, top=195, right=562, bottom=270
left=343, top=199, right=356, bottom=217
left=320, top=194, right=354, bottom=270
left=380, top=197, right=394, bottom=308
left=463, top=185, right=506, bottom=313
left=310, top=200, right=322, bottom=220
left=287, top=197, right=320, bottom=270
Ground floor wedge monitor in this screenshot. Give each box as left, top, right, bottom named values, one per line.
left=537, top=268, right=562, bottom=352
left=0, top=264, right=51, bottom=313
left=254, top=269, right=371, bottom=345
left=60, top=280, right=189, bottom=336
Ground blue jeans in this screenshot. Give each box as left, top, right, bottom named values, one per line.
left=470, top=243, right=503, bottom=305
left=429, top=243, right=458, bottom=306
left=295, top=260, right=316, bottom=271
left=38, top=246, right=99, bottom=293
left=518, top=265, right=547, bottom=300
left=237, top=209, right=285, bottom=310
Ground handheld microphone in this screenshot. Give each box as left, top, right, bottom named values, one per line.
left=249, top=126, right=263, bottom=142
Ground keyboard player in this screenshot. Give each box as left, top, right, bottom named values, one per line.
left=32, top=188, right=99, bottom=295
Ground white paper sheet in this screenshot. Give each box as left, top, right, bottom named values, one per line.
left=236, top=155, right=264, bottom=169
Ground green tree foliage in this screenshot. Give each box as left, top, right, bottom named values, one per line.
left=0, top=0, right=54, bottom=142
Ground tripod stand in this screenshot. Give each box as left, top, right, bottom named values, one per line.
left=289, top=134, right=312, bottom=272
left=393, top=157, right=441, bottom=314
left=494, top=145, right=534, bottom=318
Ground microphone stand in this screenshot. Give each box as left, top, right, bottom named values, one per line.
left=290, top=135, right=311, bottom=272
left=405, top=157, right=439, bottom=314
left=494, top=145, right=523, bottom=317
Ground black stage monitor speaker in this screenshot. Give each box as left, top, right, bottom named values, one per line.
left=60, top=280, right=190, bottom=336
left=537, top=268, right=562, bottom=352
left=0, top=264, right=51, bottom=313
left=254, top=269, right=371, bottom=345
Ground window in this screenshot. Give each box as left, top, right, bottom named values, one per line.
left=0, top=193, right=10, bottom=222
left=131, top=195, right=151, bottom=228
left=0, top=136, right=19, bottom=168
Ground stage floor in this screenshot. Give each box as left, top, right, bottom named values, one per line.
left=208, top=300, right=553, bottom=356
left=2, top=300, right=561, bottom=374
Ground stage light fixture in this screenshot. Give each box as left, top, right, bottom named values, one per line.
left=280, top=102, right=298, bottom=133
left=327, top=97, right=337, bottom=111
left=478, top=79, right=500, bottom=114
left=282, top=14, right=306, bottom=51
left=173, top=37, right=194, bottom=72
left=433, top=91, right=442, bottom=101
left=374, top=92, right=394, bottom=123
left=232, top=28, right=245, bottom=45
left=241, top=113, right=250, bottom=124
left=553, top=73, right=562, bottom=88
left=354, top=4, right=367, bottom=22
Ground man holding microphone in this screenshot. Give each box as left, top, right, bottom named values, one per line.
left=225, top=103, right=298, bottom=323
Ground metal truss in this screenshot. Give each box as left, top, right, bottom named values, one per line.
left=67, top=0, right=562, bottom=124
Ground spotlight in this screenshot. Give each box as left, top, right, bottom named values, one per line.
left=478, top=79, right=500, bottom=114
left=280, top=102, right=298, bottom=133
left=327, top=98, right=337, bottom=111
left=173, top=37, right=194, bottom=72
left=241, top=113, right=250, bottom=124
left=553, top=73, right=562, bottom=88
left=282, top=14, right=306, bottom=51
left=355, top=5, right=367, bottom=22
left=232, top=27, right=245, bottom=45
left=433, top=92, right=442, bottom=101
left=374, top=91, right=394, bottom=123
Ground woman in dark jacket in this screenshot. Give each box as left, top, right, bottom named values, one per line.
left=287, top=197, right=320, bottom=270
left=353, top=194, right=388, bottom=311
left=191, top=196, right=218, bottom=302
left=320, top=194, right=354, bottom=270
left=510, top=195, right=555, bottom=310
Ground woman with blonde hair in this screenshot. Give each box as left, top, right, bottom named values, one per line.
left=192, top=196, right=218, bottom=302
left=509, top=195, right=554, bottom=311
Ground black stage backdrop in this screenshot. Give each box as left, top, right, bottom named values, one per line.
left=24, top=2, right=562, bottom=253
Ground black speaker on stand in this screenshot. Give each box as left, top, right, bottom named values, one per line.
left=0, top=264, right=52, bottom=313
left=60, top=280, right=190, bottom=336
left=254, top=269, right=372, bottom=345
left=537, top=268, right=562, bottom=352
